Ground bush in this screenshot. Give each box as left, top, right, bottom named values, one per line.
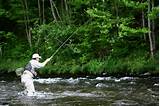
left=82, top=59, right=103, bottom=74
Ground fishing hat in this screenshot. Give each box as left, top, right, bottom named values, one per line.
left=32, top=53, right=42, bottom=59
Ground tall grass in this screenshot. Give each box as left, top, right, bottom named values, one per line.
left=0, top=53, right=158, bottom=76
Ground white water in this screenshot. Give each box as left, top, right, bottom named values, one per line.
left=0, top=77, right=158, bottom=106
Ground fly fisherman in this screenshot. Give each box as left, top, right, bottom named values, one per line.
left=21, top=53, right=51, bottom=96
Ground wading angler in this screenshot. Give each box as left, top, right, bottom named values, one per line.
left=21, top=53, right=51, bottom=96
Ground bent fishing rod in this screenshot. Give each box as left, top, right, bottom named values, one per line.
left=49, top=19, right=92, bottom=60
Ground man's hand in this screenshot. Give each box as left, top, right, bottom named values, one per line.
left=43, top=57, right=52, bottom=66
left=46, top=58, right=51, bottom=62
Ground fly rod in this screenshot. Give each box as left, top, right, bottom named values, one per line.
left=49, top=19, right=92, bottom=60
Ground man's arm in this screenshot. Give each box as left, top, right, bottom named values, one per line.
left=34, top=58, right=51, bottom=68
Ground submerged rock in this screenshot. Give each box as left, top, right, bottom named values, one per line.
left=140, top=72, right=151, bottom=76
left=65, top=77, right=79, bottom=84
left=114, top=79, right=121, bottom=82
left=95, top=77, right=112, bottom=81
left=112, top=99, right=139, bottom=106
left=153, top=83, right=159, bottom=86
left=96, top=83, right=109, bottom=88
left=119, top=77, right=134, bottom=80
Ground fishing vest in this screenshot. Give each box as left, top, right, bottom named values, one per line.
left=24, top=62, right=36, bottom=76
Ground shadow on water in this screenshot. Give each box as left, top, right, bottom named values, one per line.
left=0, top=76, right=159, bottom=106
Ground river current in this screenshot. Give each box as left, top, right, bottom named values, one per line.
left=0, top=76, right=158, bottom=106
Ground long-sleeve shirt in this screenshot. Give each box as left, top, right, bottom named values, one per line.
left=24, top=59, right=46, bottom=77
left=30, top=59, right=45, bottom=69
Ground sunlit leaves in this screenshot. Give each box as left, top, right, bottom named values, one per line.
left=120, top=0, right=147, bottom=9
left=148, top=7, right=159, bottom=20
left=86, top=8, right=111, bottom=19
left=119, top=24, right=148, bottom=37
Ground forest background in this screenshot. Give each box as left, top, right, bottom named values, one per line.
left=0, top=0, right=159, bottom=77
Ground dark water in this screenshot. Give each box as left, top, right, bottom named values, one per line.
left=0, top=76, right=158, bottom=106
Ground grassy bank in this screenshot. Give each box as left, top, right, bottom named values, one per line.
left=0, top=54, right=158, bottom=77
left=39, top=56, right=158, bottom=77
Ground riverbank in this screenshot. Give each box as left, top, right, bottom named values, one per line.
left=0, top=55, right=158, bottom=78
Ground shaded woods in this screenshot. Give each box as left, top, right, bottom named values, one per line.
left=0, top=0, right=159, bottom=76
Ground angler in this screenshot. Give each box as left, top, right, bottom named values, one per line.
left=21, top=53, right=51, bottom=96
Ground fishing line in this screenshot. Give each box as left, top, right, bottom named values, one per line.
left=49, top=19, right=92, bottom=60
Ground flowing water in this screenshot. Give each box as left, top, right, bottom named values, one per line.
left=0, top=76, right=158, bottom=106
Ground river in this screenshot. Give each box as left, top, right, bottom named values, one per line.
left=0, top=76, right=158, bottom=106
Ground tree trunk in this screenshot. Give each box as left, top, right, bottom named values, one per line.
left=64, top=0, right=68, bottom=12
left=49, top=0, right=57, bottom=21
left=42, top=0, right=45, bottom=24
left=0, top=46, right=2, bottom=57
left=24, top=0, right=32, bottom=48
left=51, top=0, right=62, bottom=21
left=114, top=0, right=119, bottom=36
left=64, top=0, right=71, bottom=23
left=38, top=0, right=41, bottom=24
left=21, top=0, right=32, bottom=48
left=142, top=9, right=146, bottom=40
left=28, top=28, right=32, bottom=48
left=151, top=0, right=156, bottom=52
left=148, top=0, right=154, bottom=57
left=61, top=0, right=64, bottom=21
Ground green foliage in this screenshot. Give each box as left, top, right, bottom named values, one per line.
left=0, top=9, right=8, bottom=16
left=102, top=57, right=129, bottom=75
left=69, top=0, right=91, bottom=8
left=83, top=59, right=103, bottom=74
left=148, top=7, right=159, bottom=20
left=0, top=59, right=27, bottom=72
left=102, top=53, right=158, bottom=76
left=119, top=24, right=148, bottom=37
left=31, top=22, right=76, bottom=59
left=0, top=0, right=158, bottom=76
left=121, top=0, right=147, bottom=9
